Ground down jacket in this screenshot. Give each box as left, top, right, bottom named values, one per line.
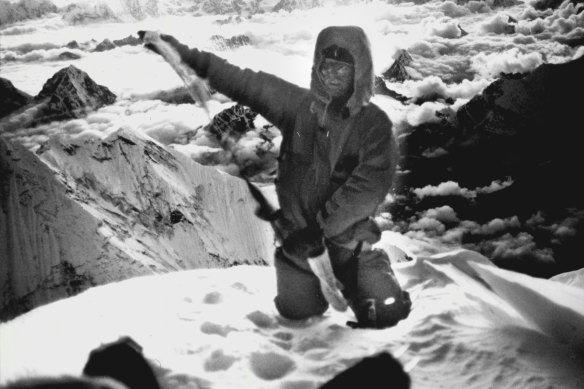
left=174, top=26, right=398, bottom=252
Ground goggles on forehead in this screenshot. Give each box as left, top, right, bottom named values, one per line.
left=319, top=58, right=354, bottom=78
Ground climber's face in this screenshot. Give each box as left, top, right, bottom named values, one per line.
left=319, top=58, right=354, bottom=98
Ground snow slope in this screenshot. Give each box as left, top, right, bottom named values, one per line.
left=1, top=246, right=583, bottom=389
left=0, top=128, right=274, bottom=319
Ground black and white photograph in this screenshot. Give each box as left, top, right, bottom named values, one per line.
left=1, top=0, right=583, bottom=387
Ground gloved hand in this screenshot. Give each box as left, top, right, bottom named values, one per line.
left=137, top=31, right=183, bottom=56
left=282, top=226, right=325, bottom=260
left=137, top=30, right=211, bottom=115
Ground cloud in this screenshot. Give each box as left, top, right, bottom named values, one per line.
left=406, top=101, right=448, bottom=126
left=440, top=1, right=471, bottom=18
left=413, top=181, right=474, bottom=199
left=470, top=48, right=544, bottom=78
left=487, top=232, right=555, bottom=264
left=517, top=0, right=584, bottom=40
left=410, top=217, right=446, bottom=235
left=430, top=20, right=463, bottom=39
left=412, top=179, right=514, bottom=200
left=467, top=1, right=492, bottom=14
left=400, top=76, right=490, bottom=101
left=516, top=17, right=548, bottom=35
left=476, top=178, right=514, bottom=194
left=481, top=14, right=515, bottom=34
left=424, top=205, right=459, bottom=223
left=473, top=217, right=521, bottom=236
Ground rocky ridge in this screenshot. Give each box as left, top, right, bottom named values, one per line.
left=0, top=78, right=32, bottom=119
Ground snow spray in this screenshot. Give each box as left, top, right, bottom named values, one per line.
left=139, top=31, right=211, bottom=120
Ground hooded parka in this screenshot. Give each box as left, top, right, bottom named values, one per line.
left=171, top=26, right=409, bottom=326
left=174, top=26, right=398, bottom=248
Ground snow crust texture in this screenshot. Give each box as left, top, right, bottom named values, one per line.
left=1, top=252, right=583, bottom=389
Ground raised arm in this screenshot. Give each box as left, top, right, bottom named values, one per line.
left=150, top=34, right=306, bottom=134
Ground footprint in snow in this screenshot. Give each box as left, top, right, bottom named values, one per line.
left=204, top=350, right=239, bottom=372
left=232, top=282, right=251, bottom=293
left=273, top=332, right=294, bottom=341
left=294, top=337, right=330, bottom=353
left=269, top=331, right=294, bottom=350
left=202, top=291, right=222, bottom=304
left=200, top=321, right=235, bottom=337
left=247, top=310, right=278, bottom=329
left=250, top=351, right=296, bottom=380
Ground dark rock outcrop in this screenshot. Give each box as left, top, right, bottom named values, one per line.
left=57, top=51, right=82, bottom=60
left=0, top=78, right=32, bottom=119
left=150, top=87, right=195, bottom=105
left=272, top=0, right=322, bottom=12
left=210, top=34, right=251, bottom=50
left=113, top=35, right=142, bottom=47
left=94, top=39, right=116, bottom=52
left=66, top=40, right=80, bottom=49
left=383, top=50, right=414, bottom=82
left=374, top=77, right=409, bottom=102
left=204, top=104, right=279, bottom=181
left=458, top=24, right=468, bottom=36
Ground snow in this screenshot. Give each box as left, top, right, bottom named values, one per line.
left=2, top=244, right=583, bottom=389
left=2, top=1, right=584, bottom=388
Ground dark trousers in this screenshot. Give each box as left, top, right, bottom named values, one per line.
left=274, top=241, right=410, bottom=327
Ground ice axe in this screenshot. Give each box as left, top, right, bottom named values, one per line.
left=138, top=30, right=211, bottom=120
left=245, top=179, right=348, bottom=312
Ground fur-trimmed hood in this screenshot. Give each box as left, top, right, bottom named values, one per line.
left=310, top=26, right=374, bottom=117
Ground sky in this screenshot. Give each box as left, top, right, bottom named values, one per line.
left=1, top=241, right=583, bottom=388
left=1, top=0, right=583, bottom=273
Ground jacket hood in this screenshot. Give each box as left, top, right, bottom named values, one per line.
left=310, top=26, right=374, bottom=117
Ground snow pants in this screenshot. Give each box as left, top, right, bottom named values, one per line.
left=274, top=241, right=411, bottom=328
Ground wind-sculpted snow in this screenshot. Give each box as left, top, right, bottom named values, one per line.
left=1, top=248, right=582, bottom=388
left=0, top=129, right=274, bottom=319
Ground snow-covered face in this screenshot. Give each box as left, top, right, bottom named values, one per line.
left=319, top=58, right=354, bottom=99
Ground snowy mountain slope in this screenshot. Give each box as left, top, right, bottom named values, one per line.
left=1, top=248, right=583, bottom=389
left=0, top=128, right=274, bottom=320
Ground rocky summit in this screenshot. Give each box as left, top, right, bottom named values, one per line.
left=383, top=50, right=414, bottom=82
left=0, top=78, right=32, bottom=119
left=35, top=65, right=115, bottom=124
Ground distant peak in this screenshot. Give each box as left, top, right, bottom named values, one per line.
left=383, top=50, right=414, bottom=82
left=395, top=49, right=413, bottom=65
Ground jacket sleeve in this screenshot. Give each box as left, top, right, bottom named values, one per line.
left=174, top=42, right=304, bottom=134
left=318, top=117, right=398, bottom=241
